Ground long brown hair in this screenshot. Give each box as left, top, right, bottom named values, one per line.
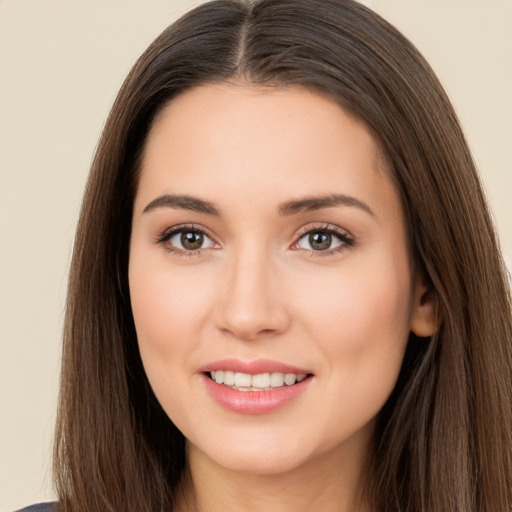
left=54, top=1, right=512, bottom=511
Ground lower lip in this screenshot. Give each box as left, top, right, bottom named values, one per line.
left=202, top=374, right=312, bottom=414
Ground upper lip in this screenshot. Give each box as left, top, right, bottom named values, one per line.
left=199, top=358, right=311, bottom=375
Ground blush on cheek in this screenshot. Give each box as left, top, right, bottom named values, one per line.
left=131, top=266, right=193, bottom=335
left=311, top=282, right=386, bottom=337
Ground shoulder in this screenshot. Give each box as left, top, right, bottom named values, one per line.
left=15, top=503, right=56, bottom=512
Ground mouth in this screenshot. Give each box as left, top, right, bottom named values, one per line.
left=200, top=358, right=314, bottom=413
left=206, top=370, right=310, bottom=391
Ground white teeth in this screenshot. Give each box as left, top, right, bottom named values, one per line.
left=224, top=370, right=235, bottom=386
left=251, top=373, right=270, bottom=388
left=209, top=371, right=308, bottom=390
left=284, top=373, right=296, bottom=385
left=234, top=372, right=252, bottom=387
left=270, top=372, right=284, bottom=387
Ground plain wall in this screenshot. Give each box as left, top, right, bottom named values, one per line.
left=1, top=1, right=510, bottom=510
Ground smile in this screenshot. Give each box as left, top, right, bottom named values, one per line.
left=201, top=360, right=313, bottom=414
left=209, top=370, right=308, bottom=390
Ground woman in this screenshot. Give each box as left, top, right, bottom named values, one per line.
left=21, top=0, right=512, bottom=511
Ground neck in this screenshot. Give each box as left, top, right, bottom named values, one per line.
left=175, top=439, right=372, bottom=512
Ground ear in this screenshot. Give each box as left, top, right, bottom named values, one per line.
left=410, top=275, right=438, bottom=338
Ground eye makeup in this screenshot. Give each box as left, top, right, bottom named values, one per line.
left=153, top=222, right=355, bottom=258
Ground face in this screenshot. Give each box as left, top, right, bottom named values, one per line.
left=129, top=84, right=431, bottom=477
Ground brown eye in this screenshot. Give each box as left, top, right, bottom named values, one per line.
left=165, top=229, right=215, bottom=252
left=309, top=232, right=332, bottom=251
left=296, top=229, right=346, bottom=252
left=180, top=231, right=204, bottom=250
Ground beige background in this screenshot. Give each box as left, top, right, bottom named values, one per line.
left=1, top=1, right=511, bottom=510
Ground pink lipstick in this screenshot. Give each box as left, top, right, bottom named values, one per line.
left=199, top=358, right=313, bottom=414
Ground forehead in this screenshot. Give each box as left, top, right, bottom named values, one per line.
left=136, top=83, right=399, bottom=223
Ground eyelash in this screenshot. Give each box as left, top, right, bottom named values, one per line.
left=154, top=223, right=354, bottom=258
left=154, top=223, right=216, bottom=258
left=293, top=224, right=354, bottom=257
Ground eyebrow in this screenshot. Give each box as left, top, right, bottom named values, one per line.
left=277, top=194, right=376, bottom=218
left=143, top=194, right=220, bottom=215
left=142, top=193, right=376, bottom=218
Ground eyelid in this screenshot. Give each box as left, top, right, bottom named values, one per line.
left=154, top=222, right=354, bottom=257
left=294, top=223, right=351, bottom=240
left=291, top=223, right=354, bottom=256
left=154, top=223, right=220, bottom=255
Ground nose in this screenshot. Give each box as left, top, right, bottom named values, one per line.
left=214, top=246, right=291, bottom=341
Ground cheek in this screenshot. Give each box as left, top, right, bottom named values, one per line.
left=292, top=259, right=413, bottom=441
left=296, top=250, right=413, bottom=401
left=302, top=267, right=410, bottom=345
left=128, top=257, right=217, bottom=426
left=130, top=256, right=211, bottom=342
left=128, top=250, right=215, bottom=396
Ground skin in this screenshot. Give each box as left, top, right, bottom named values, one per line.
left=128, top=83, right=436, bottom=512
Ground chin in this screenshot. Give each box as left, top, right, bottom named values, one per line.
left=212, top=448, right=310, bottom=476
left=187, top=428, right=316, bottom=476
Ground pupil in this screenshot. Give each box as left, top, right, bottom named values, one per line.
left=181, top=231, right=203, bottom=250
left=310, top=232, right=331, bottom=250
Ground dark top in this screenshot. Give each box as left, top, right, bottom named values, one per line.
left=15, top=504, right=55, bottom=512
